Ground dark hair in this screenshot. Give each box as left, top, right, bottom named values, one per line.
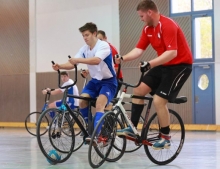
left=79, top=22, right=97, bottom=33
left=136, top=0, right=158, bottom=12
left=97, top=30, right=106, bottom=38
left=60, top=71, right=69, bottom=76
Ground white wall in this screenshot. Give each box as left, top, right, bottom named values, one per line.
left=214, top=0, right=220, bottom=124
left=35, top=0, right=119, bottom=72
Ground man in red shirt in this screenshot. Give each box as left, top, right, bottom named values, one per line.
left=97, top=30, right=123, bottom=98
left=116, top=0, right=192, bottom=149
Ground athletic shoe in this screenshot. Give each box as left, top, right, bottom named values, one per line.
left=85, top=136, right=97, bottom=146
left=116, top=126, right=136, bottom=137
left=152, top=136, right=171, bottom=150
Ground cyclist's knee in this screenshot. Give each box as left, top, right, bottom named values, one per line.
left=133, top=83, right=151, bottom=96
left=79, top=100, right=88, bottom=108
left=48, top=102, right=56, bottom=108
left=96, top=102, right=105, bottom=112
left=153, top=95, right=168, bottom=109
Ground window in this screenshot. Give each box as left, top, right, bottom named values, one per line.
left=170, top=0, right=213, bottom=14
left=194, top=17, right=212, bottom=59
left=193, top=0, right=212, bottom=11
left=171, top=0, right=191, bottom=13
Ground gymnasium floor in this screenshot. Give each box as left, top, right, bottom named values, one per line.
left=0, top=128, right=219, bottom=169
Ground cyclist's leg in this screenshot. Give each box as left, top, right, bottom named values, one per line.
left=79, top=80, right=97, bottom=124
left=116, top=83, right=151, bottom=137
left=47, top=100, right=62, bottom=119
left=87, top=79, right=117, bottom=141
left=152, top=64, right=192, bottom=149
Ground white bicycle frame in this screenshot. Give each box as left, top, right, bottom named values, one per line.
left=113, top=92, right=140, bottom=135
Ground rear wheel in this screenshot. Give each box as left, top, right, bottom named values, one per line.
left=25, top=111, right=49, bottom=136
left=144, top=109, right=185, bottom=165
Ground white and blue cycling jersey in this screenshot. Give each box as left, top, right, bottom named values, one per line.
left=59, top=79, right=79, bottom=107
left=75, top=39, right=116, bottom=81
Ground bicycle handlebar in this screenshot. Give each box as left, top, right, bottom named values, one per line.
left=51, top=56, right=78, bottom=89
left=117, top=60, right=144, bottom=88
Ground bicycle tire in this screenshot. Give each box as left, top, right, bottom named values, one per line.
left=36, top=108, right=75, bottom=164
left=88, top=111, right=116, bottom=168
left=124, top=110, right=144, bottom=153
left=25, top=111, right=49, bottom=136
left=105, top=116, right=126, bottom=162
left=144, top=109, right=185, bottom=165
left=70, top=110, right=86, bottom=152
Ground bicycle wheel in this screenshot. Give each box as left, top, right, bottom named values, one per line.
left=124, top=110, right=144, bottom=153
left=105, top=115, right=126, bottom=162
left=36, top=108, right=75, bottom=164
left=25, top=111, right=49, bottom=136
left=88, top=111, right=116, bottom=168
left=144, top=109, right=185, bottom=165
left=70, top=110, right=86, bottom=152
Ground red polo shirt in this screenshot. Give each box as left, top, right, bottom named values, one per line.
left=136, top=15, right=193, bottom=65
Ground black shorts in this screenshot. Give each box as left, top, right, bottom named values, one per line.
left=142, top=64, right=192, bottom=102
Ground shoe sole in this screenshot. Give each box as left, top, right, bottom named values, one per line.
left=152, top=144, right=171, bottom=150
left=85, top=139, right=97, bottom=147
left=117, top=132, right=136, bottom=138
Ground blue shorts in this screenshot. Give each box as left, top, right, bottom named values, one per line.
left=82, top=77, right=117, bottom=105
left=55, top=100, right=75, bottom=109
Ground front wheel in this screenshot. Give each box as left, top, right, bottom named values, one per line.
left=36, top=108, right=75, bottom=164
left=144, top=109, right=185, bottom=165
left=88, top=111, right=118, bottom=168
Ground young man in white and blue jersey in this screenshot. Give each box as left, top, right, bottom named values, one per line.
left=42, top=71, right=79, bottom=122
left=52, top=22, right=118, bottom=140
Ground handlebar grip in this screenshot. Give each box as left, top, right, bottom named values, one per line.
left=80, top=69, right=86, bottom=78
left=51, top=61, right=60, bottom=73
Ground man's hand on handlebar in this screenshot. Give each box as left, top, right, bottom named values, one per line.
left=114, top=54, right=123, bottom=64
left=42, top=88, right=51, bottom=95
left=140, top=61, right=151, bottom=72
left=52, top=64, right=60, bottom=71
left=81, top=69, right=89, bottom=78
left=68, top=58, right=78, bottom=65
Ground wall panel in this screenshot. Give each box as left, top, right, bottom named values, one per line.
left=0, top=0, right=29, bottom=122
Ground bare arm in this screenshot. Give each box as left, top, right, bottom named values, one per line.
left=122, top=48, right=145, bottom=61
left=149, top=50, right=177, bottom=68
left=50, top=89, right=63, bottom=95
left=58, top=62, right=75, bottom=70
left=52, top=62, right=75, bottom=71
left=73, top=57, right=101, bottom=65
left=42, top=88, right=62, bottom=95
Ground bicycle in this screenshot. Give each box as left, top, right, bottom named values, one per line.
left=36, top=62, right=126, bottom=167
left=89, top=62, right=186, bottom=166
left=24, top=91, right=53, bottom=136
left=80, top=69, right=144, bottom=153
left=25, top=88, right=82, bottom=137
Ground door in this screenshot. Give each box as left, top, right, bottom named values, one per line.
left=193, top=64, right=215, bottom=124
